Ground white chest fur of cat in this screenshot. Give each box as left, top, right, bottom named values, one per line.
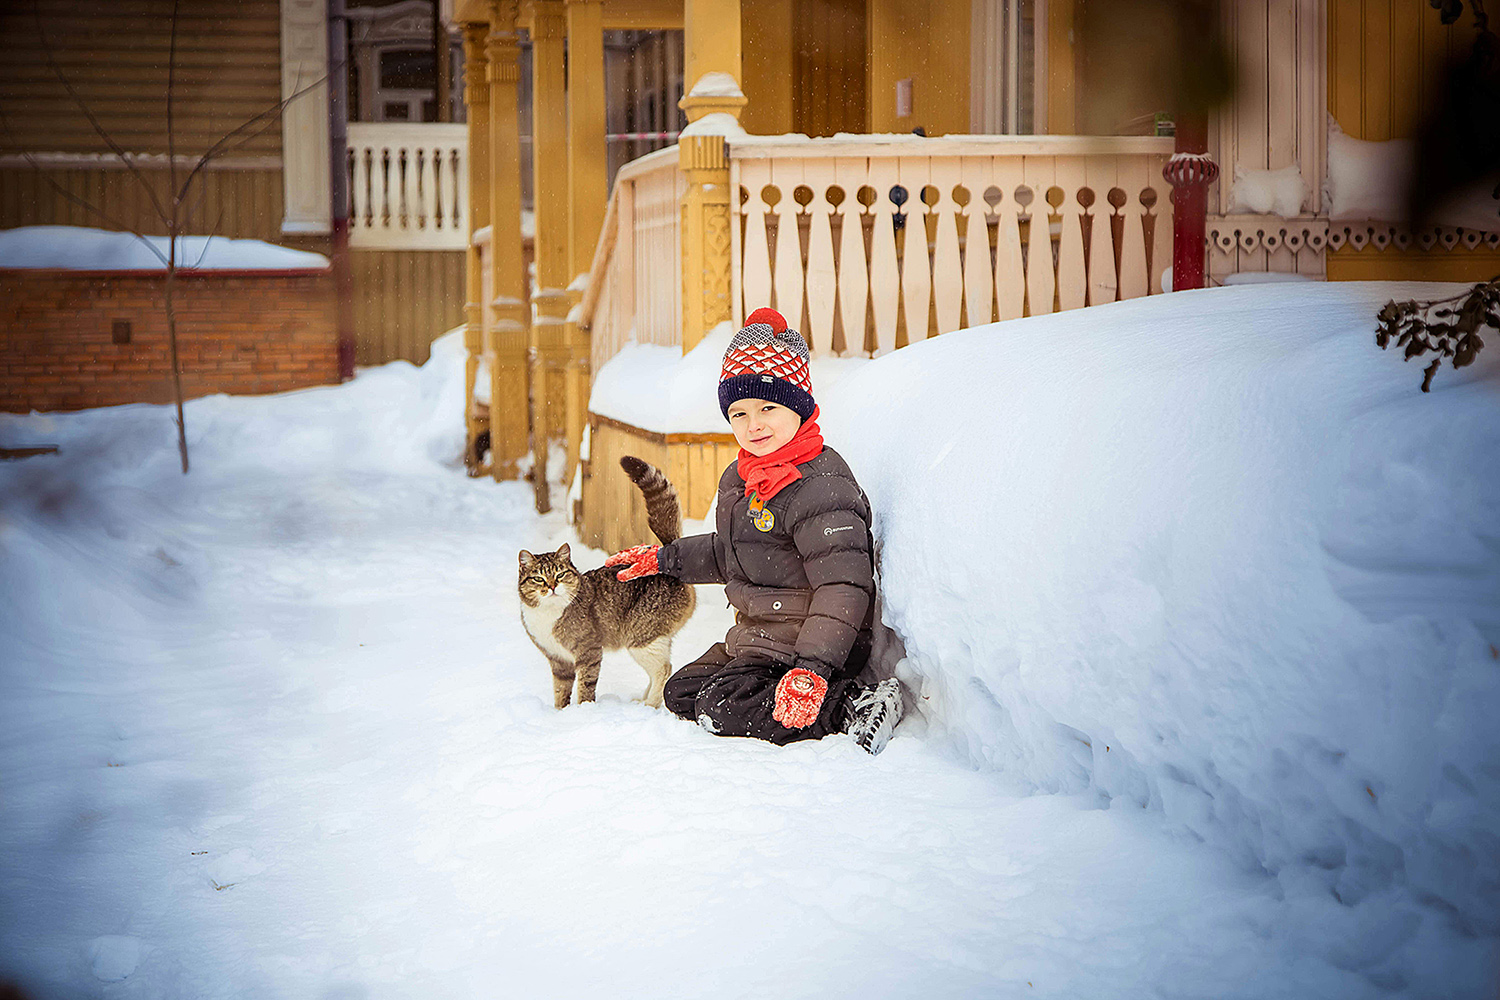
left=519, top=589, right=574, bottom=664
left=517, top=457, right=697, bottom=711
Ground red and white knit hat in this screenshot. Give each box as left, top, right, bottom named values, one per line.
left=718, top=307, right=815, bottom=421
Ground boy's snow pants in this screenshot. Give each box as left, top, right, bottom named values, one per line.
left=663, top=643, right=855, bottom=745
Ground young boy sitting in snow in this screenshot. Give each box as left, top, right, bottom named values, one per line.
left=605, top=308, right=904, bottom=754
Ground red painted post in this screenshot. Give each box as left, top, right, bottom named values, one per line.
left=1162, top=114, right=1218, bottom=291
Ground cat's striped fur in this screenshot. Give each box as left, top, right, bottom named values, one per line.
left=518, top=457, right=695, bottom=708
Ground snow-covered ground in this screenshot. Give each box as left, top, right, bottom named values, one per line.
left=2, top=286, right=1497, bottom=998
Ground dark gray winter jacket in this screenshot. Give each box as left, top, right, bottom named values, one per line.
left=657, top=447, right=875, bottom=680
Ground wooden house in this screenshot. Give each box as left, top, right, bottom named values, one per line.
left=448, top=0, right=1498, bottom=549
left=0, top=0, right=467, bottom=373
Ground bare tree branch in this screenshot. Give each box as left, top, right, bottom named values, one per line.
left=167, top=0, right=181, bottom=237
left=31, top=0, right=172, bottom=226
left=0, top=114, right=171, bottom=268
left=175, top=69, right=333, bottom=207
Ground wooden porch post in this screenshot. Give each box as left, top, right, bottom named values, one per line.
left=679, top=0, right=744, bottom=354
left=1163, top=114, right=1218, bottom=291
left=487, top=0, right=529, bottom=480
left=564, top=0, right=606, bottom=491
left=529, top=0, right=569, bottom=513
left=461, top=23, right=491, bottom=475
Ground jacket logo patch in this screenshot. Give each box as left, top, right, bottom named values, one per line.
left=753, top=507, right=776, bottom=532
left=824, top=525, right=855, bottom=535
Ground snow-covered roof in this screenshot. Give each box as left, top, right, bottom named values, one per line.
left=0, top=226, right=330, bottom=272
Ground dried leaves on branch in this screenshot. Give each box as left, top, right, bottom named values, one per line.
left=1376, top=277, right=1499, bottom=391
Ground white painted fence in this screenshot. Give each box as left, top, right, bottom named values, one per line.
left=732, top=135, right=1174, bottom=356
left=347, top=123, right=468, bottom=250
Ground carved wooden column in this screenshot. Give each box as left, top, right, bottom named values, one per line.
left=1163, top=113, right=1218, bottom=291
left=678, top=0, right=743, bottom=353
left=679, top=135, right=734, bottom=353
left=461, top=23, right=491, bottom=475
left=679, top=0, right=745, bottom=124
left=487, top=0, right=528, bottom=480
left=528, top=0, right=569, bottom=513
left=563, top=0, right=606, bottom=490
left=280, top=0, right=331, bottom=235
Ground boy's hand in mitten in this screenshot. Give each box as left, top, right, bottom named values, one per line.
left=772, top=667, right=828, bottom=729
left=605, top=544, right=660, bottom=581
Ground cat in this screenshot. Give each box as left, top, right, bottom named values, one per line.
left=518, top=456, right=696, bottom=709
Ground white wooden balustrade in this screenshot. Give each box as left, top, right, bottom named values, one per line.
left=346, top=123, right=469, bottom=251
left=580, top=135, right=1174, bottom=369
left=732, top=135, right=1175, bottom=356
left=582, top=146, right=684, bottom=377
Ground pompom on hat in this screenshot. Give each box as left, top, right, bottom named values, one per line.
left=718, top=307, right=816, bottom=421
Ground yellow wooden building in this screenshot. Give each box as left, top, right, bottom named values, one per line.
left=451, top=0, right=1498, bottom=549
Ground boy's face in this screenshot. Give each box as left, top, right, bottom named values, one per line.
left=726, top=398, right=802, bottom=457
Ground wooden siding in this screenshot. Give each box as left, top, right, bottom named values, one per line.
left=581, top=416, right=738, bottom=554
left=350, top=249, right=467, bottom=366
left=1326, top=0, right=1497, bottom=280
left=1327, top=0, right=1463, bottom=141
left=1325, top=246, right=1500, bottom=281
left=791, top=0, right=866, bottom=137
left=0, top=0, right=283, bottom=158
left=0, top=165, right=284, bottom=241
left=1, top=164, right=463, bottom=367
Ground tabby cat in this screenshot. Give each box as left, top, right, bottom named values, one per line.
left=518, top=456, right=696, bottom=709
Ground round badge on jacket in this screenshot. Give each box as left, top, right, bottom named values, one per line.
left=752, top=506, right=775, bottom=532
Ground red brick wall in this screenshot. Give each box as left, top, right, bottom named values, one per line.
left=0, top=269, right=338, bottom=412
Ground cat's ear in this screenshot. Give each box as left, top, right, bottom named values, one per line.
left=518, top=549, right=535, bottom=570
left=555, top=542, right=571, bottom=561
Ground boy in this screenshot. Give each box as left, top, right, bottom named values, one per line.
left=605, top=308, right=904, bottom=754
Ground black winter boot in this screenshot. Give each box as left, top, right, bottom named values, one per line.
left=840, top=678, right=904, bottom=755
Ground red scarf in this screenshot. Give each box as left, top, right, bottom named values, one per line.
left=737, top=407, right=824, bottom=502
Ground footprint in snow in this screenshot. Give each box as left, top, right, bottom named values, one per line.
left=88, top=935, right=140, bottom=982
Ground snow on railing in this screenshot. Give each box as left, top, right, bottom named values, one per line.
left=731, top=135, right=1174, bottom=355
left=347, top=123, right=468, bottom=251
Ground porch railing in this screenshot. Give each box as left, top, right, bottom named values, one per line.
left=579, top=145, right=684, bottom=376
left=347, top=122, right=469, bottom=251
left=731, top=135, right=1175, bottom=355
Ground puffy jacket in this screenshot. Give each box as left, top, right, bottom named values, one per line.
left=657, top=447, right=875, bottom=680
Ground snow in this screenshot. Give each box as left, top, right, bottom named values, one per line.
left=588, top=323, right=870, bottom=434
left=686, top=71, right=744, bottom=99
left=679, top=112, right=748, bottom=139
left=821, top=282, right=1500, bottom=994
left=1, top=285, right=1498, bottom=997
left=0, top=225, right=329, bottom=271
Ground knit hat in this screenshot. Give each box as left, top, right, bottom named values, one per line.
left=718, top=307, right=816, bottom=421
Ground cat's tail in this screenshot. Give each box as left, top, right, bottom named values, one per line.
left=619, top=456, right=682, bottom=544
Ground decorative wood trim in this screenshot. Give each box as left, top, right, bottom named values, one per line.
left=280, top=0, right=331, bottom=234
left=728, top=135, right=1175, bottom=159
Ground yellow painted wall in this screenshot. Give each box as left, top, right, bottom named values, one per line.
left=1048, top=0, right=1077, bottom=134
left=867, top=0, right=970, bottom=135
left=741, top=0, right=796, bottom=135
left=1327, top=0, right=1463, bottom=140
left=1326, top=0, right=1497, bottom=281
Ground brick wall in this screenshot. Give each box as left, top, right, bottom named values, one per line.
left=0, top=269, right=338, bottom=412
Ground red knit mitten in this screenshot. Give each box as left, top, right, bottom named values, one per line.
left=772, top=668, right=828, bottom=729
left=604, top=543, right=660, bottom=581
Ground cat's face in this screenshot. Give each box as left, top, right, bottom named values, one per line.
left=518, top=544, right=581, bottom=607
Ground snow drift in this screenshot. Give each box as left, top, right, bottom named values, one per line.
left=822, top=282, right=1500, bottom=975
left=0, top=225, right=329, bottom=271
